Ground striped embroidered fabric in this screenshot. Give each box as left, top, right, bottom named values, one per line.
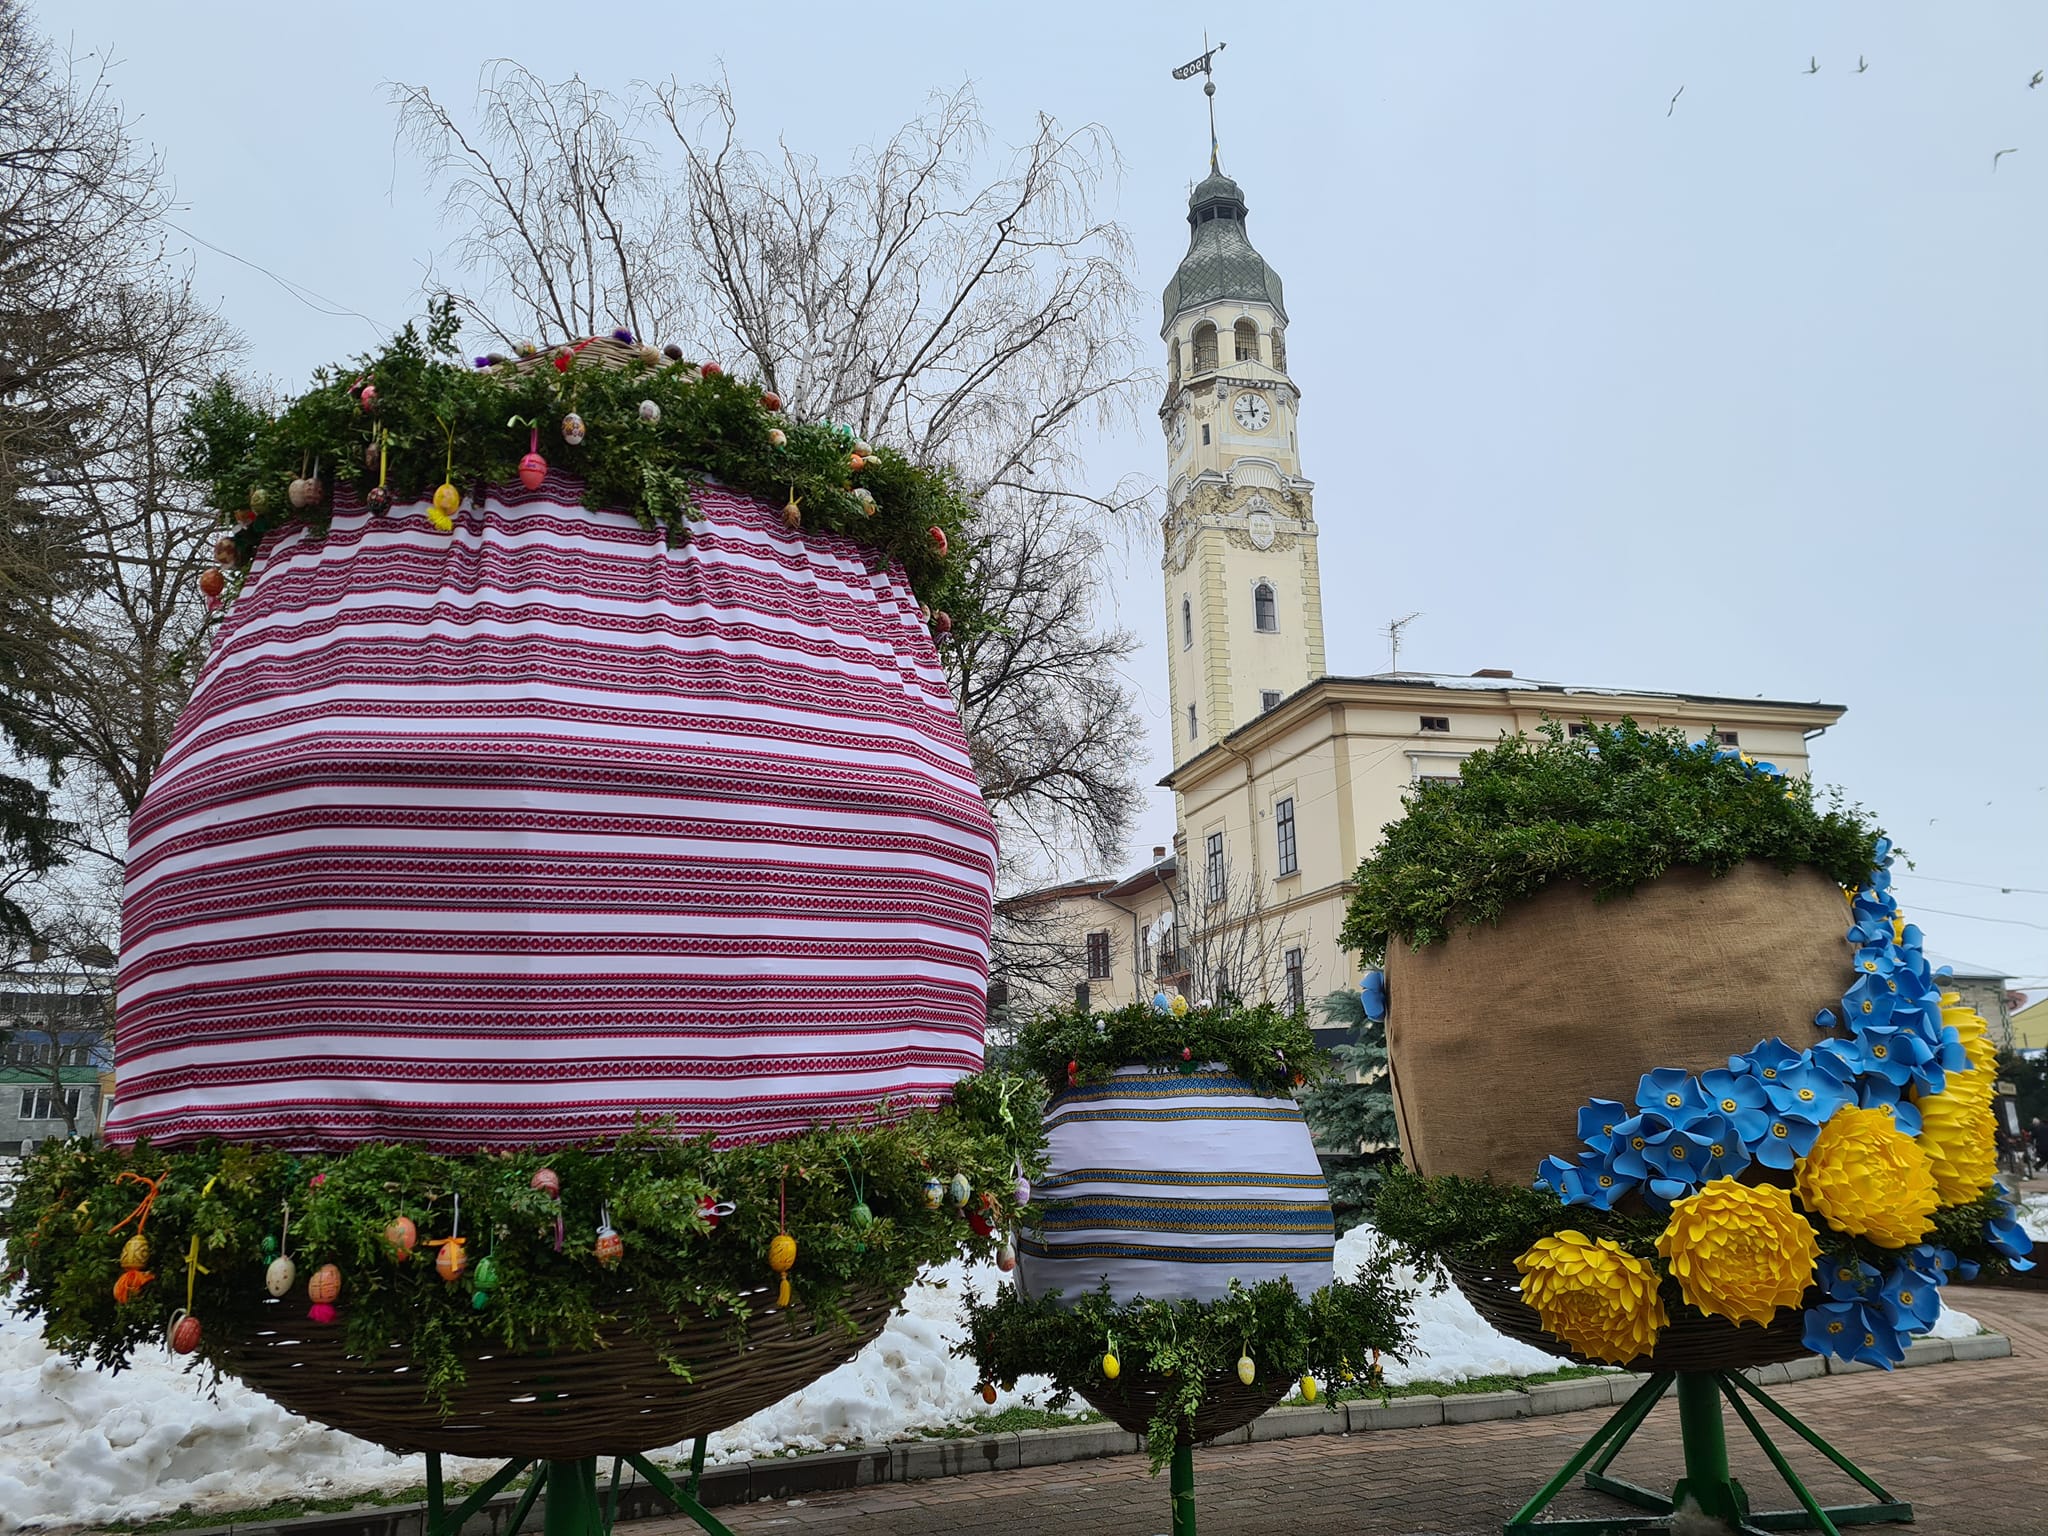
left=106, top=480, right=998, bottom=1153
left=1017, top=1068, right=1335, bottom=1305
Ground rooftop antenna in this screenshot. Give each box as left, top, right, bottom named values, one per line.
left=1386, top=611, right=1422, bottom=675
left=1172, top=36, right=1227, bottom=173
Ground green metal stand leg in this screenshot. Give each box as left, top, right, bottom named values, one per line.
left=425, top=1455, right=535, bottom=1536
left=1170, top=1439, right=1196, bottom=1536
left=684, top=1435, right=709, bottom=1502
left=544, top=1459, right=605, bottom=1536
left=623, top=1451, right=739, bottom=1536
left=1508, top=1372, right=1673, bottom=1532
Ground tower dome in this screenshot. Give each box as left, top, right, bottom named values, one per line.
left=1161, top=171, right=1287, bottom=330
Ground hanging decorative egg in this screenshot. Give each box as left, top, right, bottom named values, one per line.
left=966, top=1207, right=996, bottom=1238
left=1299, top=1375, right=1318, bottom=1403
left=980, top=1382, right=998, bottom=1405
left=531, top=1168, right=561, bottom=1198
left=265, top=1255, right=298, bottom=1296
left=250, top=486, right=274, bottom=515
left=383, top=1216, right=417, bottom=1261
left=358, top=385, right=378, bottom=413
left=516, top=341, right=538, bottom=358
left=1101, top=1351, right=1120, bottom=1381
left=198, top=569, right=227, bottom=600
left=760, top=392, right=783, bottom=412
left=783, top=496, right=802, bottom=530
left=171, top=1312, right=203, bottom=1355
left=931, top=612, right=952, bottom=637
left=308, top=1302, right=338, bottom=1325
left=288, top=477, right=319, bottom=510
left=996, top=1241, right=1017, bottom=1273
left=924, top=1176, right=944, bottom=1208
left=663, top=343, right=685, bottom=361
left=561, top=412, right=585, bottom=446
left=235, top=506, right=257, bottom=526
left=307, top=1263, right=343, bottom=1305
left=850, top=488, right=875, bottom=514
left=214, top=538, right=241, bottom=567
left=1014, top=1173, right=1031, bottom=1206
left=431, top=481, right=462, bottom=518
left=595, top=1224, right=624, bottom=1266
left=928, top=526, right=949, bottom=558
left=365, top=486, right=393, bottom=515
left=472, top=1291, right=491, bottom=1312
left=364, top=443, right=381, bottom=472
left=697, top=1195, right=727, bottom=1229
left=637, top=344, right=662, bottom=367
left=637, top=400, right=661, bottom=424
left=948, top=1173, right=972, bottom=1207
left=434, top=1236, right=468, bottom=1283
left=1237, top=1354, right=1256, bottom=1386
left=849, top=453, right=866, bottom=473
left=518, top=452, right=548, bottom=491
left=700, top=362, right=723, bottom=377
left=767, top=428, right=787, bottom=447
left=849, top=1201, right=874, bottom=1231
left=113, top=1269, right=153, bottom=1304
left=768, top=1232, right=797, bottom=1307
left=472, top=1256, right=501, bottom=1291
left=120, top=1235, right=150, bottom=1270
left=852, top=440, right=872, bottom=457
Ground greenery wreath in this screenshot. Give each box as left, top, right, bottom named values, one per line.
left=183, top=300, right=978, bottom=633
left=2, top=1072, right=1046, bottom=1403
left=1010, top=998, right=1325, bottom=1097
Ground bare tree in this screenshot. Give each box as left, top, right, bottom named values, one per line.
left=1162, top=864, right=1312, bottom=1016
left=393, top=69, right=1153, bottom=878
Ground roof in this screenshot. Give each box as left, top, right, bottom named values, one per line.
left=995, top=877, right=1117, bottom=913
left=1164, top=672, right=1848, bottom=789
left=1100, top=853, right=1178, bottom=902
left=1162, top=170, right=1287, bottom=329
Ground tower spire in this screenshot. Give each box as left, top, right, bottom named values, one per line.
left=1171, top=38, right=1227, bottom=174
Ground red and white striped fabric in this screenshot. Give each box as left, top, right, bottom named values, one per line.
left=106, top=479, right=997, bottom=1152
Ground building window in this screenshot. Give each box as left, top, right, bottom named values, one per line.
left=1187, top=703, right=1198, bottom=740
left=1073, top=981, right=1091, bottom=1009
left=1168, top=337, right=1181, bottom=387
left=18, top=1087, right=84, bottom=1121
left=1717, top=730, right=1740, bottom=746
left=1192, top=321, right=1218, bottom=373
left=1200, top=422, right=1210, bottom=445
left=1260, top=689, right=1281, bottom=713
left=1270, top=327, right=1287, bottom=372
left=1275, top=796, right=1298, bottom=877
left=1567, top=723, right=1595, bottom=739
left=1284, top=947, right=1305, bottom=1014
left=1253, top=582, right=1277, bottom=633
left=1182, top=596, right=1193, bottom=649
left=1205, top=831, right=1226, bottom=905
left=1419, top=715, right=1450, bottom=733
left=1233, top=318, right=1259, bottom=363
left=1085, top=930, right=1112, bottom=981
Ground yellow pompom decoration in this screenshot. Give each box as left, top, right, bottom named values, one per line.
left=1655, top=1178, right=1818, bottom=1327
left=1514, top=1231, right=1668, bottom=1365
left=1794, top=1105, right=1938, bottom=1248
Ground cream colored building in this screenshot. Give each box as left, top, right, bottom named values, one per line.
left=1007, top=158, right=1847, bottom=1019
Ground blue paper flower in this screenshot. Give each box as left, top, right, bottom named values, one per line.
left=1878, top=1264, right=1943, bottom=1335
left=1697, top=1069, right=1771, bottom=1145
left=1847, top=1025, right=1926, bottom=1090
left=1760, top=1058, right=1852, bottom=1121
left=1641, top=1116, right=1715, bottom=1187
left=1872, top=836, right=1893, bottom=864
left=1576, top=1098, right=1631, bottom=1154
left=1550, top=1149, right=1638, bottom=1210
left=1801, top=1300, right=1903, bottom=1368
left=1359, top=970, right=1387, bottom=1022
left=1752, top=1111, right=1822, bottom=1169
left=1607, top=1113, right=1666, bottom=1181
left=1821, top=1258, right=1882, bottom=1301
left=1813, top=1007, right=1840, bottom=1032
left=1809, top=1037, right=1862, bottom=1085
left=1853, top=1085, right=1921, bottom=1138
left=1985, top=1215, right=2037, bottom=1272
left=1729, top=1038, right=1803, bottom=1088
left=1689, top=1113, right=1752, bottom=1181
left=1535, top=1155, right=1573, bottom=1197
left=1841, top=974, right=1898, bottom=1028
left=1635, top=1067, right=1708, bottom=1121
left=1851, top=944, right=1897, bottom=979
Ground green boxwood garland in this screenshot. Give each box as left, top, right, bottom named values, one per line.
left=2, top=1072, right=1045, bottom=1406
left=959, top=1266, right=1413, bottom=1468
left=182, top=301, right=979, bottom=633
left=1340, top=719, right=1881, bottom=963
left=1014, top=1000, right=1326, bottom=1098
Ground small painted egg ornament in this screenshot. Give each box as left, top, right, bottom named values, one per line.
left=848, top=453, right=866, bottom=473
left=383, top=1216, right=417, bottom=1262
left=760, top=392, right=782, bottom=411
left=980, top=1382, right=998, bottom=1405
left=307, top=1264, right=343, bottom=1306
left=697, top=1195, right=728, bottom=1229
left=700, top=361, right=723, bottom=377
left=518, top=452, right=547, bottom=492
left=365, top=486, right=393, bottom=515
left=1101, top=1351, right=1120, bottom=1381
left=767, top=427, right=786, bottom=447
left=996, top=1241, right=1017, bottom=1273
left=431, top=481, right=462, bottom=519
left=948, top=1173, right=972, bottom=1207
left=1299, top=1375, right=1318, bottom=1403
left=1014, top=1173, right=1031, bottom=1206
left=928, top=526, right=949, bottom=558
left=307, top=1302, right=338, bottom=1325
left=198, top=568, right=227, bottom=599
left=768, top=1232, right=797, bottom=1287
left=265, top=1255, right=298, bottom=1297
left=1236, top=1354, right=1256, bottom=1386
left=849, top=1201, right=874, bottom=1231
left=435, top=1237, right=468, bottom=1283
left=472, top=1291, right=491, bottom=1312
left=472, top=1256, right=501, bottom=1292
left=931, top=611, right=952, bottom=637
left=924, top=1176, right=944, bottom=1208
left=531, top=1168, right=561, bottom=1198
left=113, top=1268, right=153, bottom=1304
left=851, top=487, right=875, bottom=513
left=358, top=384, right=378, bottom=413
left=637, top=344, right=662, bottom=367
left=561, top=412, right=586, bottom=446
left=663, top=343, right=685, bottom=361
left=120, top=1235, right=150, bottom=1270
left=595, top=1224, right=624, bottom=1266
left=234, top=505, right=257, bottom=526
left=250, top=486, right=274, bottom=515
left=287, top=476, right=318, bottom=510
left=213, top=538, right=241, bottom=567
left=637, top=399, right=661, bottom=424
left=170, top=1312, right=203, bottom=1355
left=966, top=1208, right=995, bottom=1238
left=852, top=440, right=872, bottom=457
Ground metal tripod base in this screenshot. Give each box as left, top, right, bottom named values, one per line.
left=1506, top=1370, right=1912, bottom=1536
left=423, top=1435, right=730, bottom=1536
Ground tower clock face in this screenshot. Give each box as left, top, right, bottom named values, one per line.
left=1232, top=392, right=1271, bottom=432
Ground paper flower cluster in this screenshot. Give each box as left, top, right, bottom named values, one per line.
left=1514, top=1231, right=1668, bottom=1364
left=1513, top=804, right=2036, bottom=1369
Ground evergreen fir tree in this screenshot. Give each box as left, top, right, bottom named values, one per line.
left=1302, top=986, right=1400, bottom=1233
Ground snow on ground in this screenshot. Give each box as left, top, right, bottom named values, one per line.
left=0, top=1226, right=1992, bottom=1531
left=2017, top=1194, right=2048, bottom=1242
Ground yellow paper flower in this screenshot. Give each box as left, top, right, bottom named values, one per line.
left=1913, top=1085, right=1998, bottom=1203
left=1514, top=1231, right=1668, bottom=1365
left=1795, top=1105, right=1938, bottom=1248
left=1656, top=1179, right=1818, bottom=1327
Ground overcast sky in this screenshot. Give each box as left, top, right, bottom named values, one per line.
left=45, top=1, right=2048, bottom=990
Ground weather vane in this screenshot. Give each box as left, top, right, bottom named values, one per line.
left=1172, top=37, right=1227, bottom=174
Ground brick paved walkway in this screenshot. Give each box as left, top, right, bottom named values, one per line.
left=646, top=1288, right=2048, bottom=1536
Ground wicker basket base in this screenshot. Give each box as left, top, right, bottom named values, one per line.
left=1445, top=1258, right=1812, bottom=1374
left=211, top=1284, right=901, bottom=1459
left=1076, top=1367, right=1292, bottom=1446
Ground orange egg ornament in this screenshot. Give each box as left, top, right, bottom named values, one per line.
left=433, top=1235, right=467, bottom=1283
left=307, top=1263, right=343, bottom=1306
left=595, top=1225, right=624, bottom=1266
left=383, top=1216, right=417, bottom=1261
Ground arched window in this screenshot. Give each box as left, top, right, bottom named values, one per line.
left=1167, top=337, right=1181, bottom=387
left=1233, top=319, right=1259, bottom=364
left=1181, top=595, right=1193, bottom=648
left=1191, top=322, right=1218, bottom=374
left=1253, top=582, right=1278, bottom=633
left=1270, top=327, right=1287, bottom=372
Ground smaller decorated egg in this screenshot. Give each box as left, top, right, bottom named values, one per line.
left=358, top=385, right=377, bottom=413
left=432, top=482, right=462, bottom=517
left=198, top=568, right=227, bottom=599
left=637, top=344, right=662, bottom=367
left=700, top=362, right=723, bottom=377
left=307, top=1263, right=343, bottom=1305
left=365, top=486, right=393, bottom=515
left=1299, top=1375, right=1318, bottom=1403
left=663, top=343, right=684, bottom=361
left=383, top=1216, right=417, bottom=1261
left=288, top=476, right=320, bottom=510
left=696, top=1195, right=726, bottom=1229
left=768, top=1233, right=797, bottom=1273
left=595, top=1225, right=624, bottom=1266
left=980, top=1382, right=998, bottom=1405
left=472, top=1290, right=491, bottom=1312
left=637, top=400, right=661, bottom=424
left=250, top=486, right=273, bottom=514
left=929, top=526, right=949, bottom=558
left=171, top=1313, right=203, bottom=1355
left=120, top=1235, right=150, bottom=1270
left=364, top=442, right=381, bottom=471
left=518, top=452, right=547, bottom=491
left=1102, top=1352, right=1120, bottom=1381
left=531, top=1168, right=561, bottom=1198
left=234, top=506, right=257, bottom=526
left=996, top=1242, right=1017, bottom=1273
left=760, top=392, right=782, bottom=411
left=767, top=428, right=786, bottom=447
left=1237, top=1354, right=1256, bottom=1386
left=849, top=1201, right=874, bottom=1231
left=214, top=538, right=240, bottom=567
left=561, top=412, right=585, bottom=446
left=435, top=1237, right=467, bottom=1283
left=472, top=1256, right=501, bottom=1291
left=948, top=1173, right=971, bottom=1207
left=1014, top=1174, right=1031, bottom=1206
left=265, top=1255, right=298, bottom=1297
left=924, top=1177, right=944, bottom=1208
left=932, top=611, right=952, bottom=637
left=852, top=440, right=872, bottom=457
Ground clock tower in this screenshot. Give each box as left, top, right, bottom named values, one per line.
left=1160, top=168, right=1327, bottom=770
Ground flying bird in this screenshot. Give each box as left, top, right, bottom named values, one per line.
left=1994, top=147, right=2019, bottom=171
left=2031, top=71, right=2044, bottom=88
left=1805, top=56, right=1820, bottom=75
left=1856, top=56, right=1870, bottom=74
left=1668, top=85, right=1684, bottom=116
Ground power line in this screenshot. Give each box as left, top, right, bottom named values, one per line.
left=1899, top=873, right=2048, bottom=898
left=1910, top=904, right=2048, bottom=933
left=164, top=218, right=387, bottom=337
